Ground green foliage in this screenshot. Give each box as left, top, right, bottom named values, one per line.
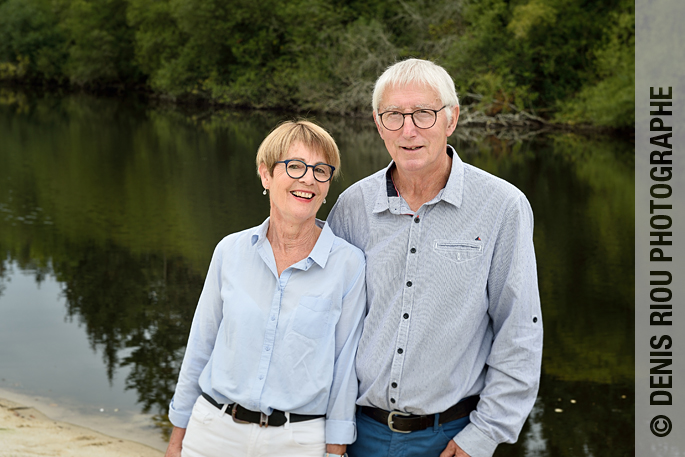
left=507, top=0, right=557, bottom=40
left=447, top=0, right=631, bottom=116
left=294, top=17, right=398, bottom=113
left=0, top=0, right=67, bottom=80
left=126, top=0, right=183, bottom=78
left=555, top=5, right=635, bottom=128
left=60, top=0, right=140, bottom=85
left=0, top=57, right=30, bottom=80
left=0, top=0, right=635, bottom=127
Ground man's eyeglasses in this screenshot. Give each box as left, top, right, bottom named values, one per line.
left=378, top=106, right=446, bottom=131
left=275, top=159, right=335, bottom=183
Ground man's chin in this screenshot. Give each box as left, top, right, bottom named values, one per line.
left=395, top=157, right=435, bottom=174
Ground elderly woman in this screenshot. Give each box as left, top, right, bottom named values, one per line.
left=165, top=120, right=365, bottom=457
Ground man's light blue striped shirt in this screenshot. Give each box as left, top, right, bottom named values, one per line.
left=327, top=146, right=543, bottom=457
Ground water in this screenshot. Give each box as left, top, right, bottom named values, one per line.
left=0, top=88, right=634, bottom=455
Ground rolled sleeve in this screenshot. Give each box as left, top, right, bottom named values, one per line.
left=324, top=250, right=366, bottom=444
left=455, top=194, right=543, bottom=456
left=453, top=423, right=499, bottom=457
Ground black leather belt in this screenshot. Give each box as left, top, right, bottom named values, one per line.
left=201, top=393, right=324, bottom=427
left=361, top=396, right=479, bottom=433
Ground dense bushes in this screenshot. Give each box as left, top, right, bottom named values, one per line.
left=0, top=0, right=634, bottom=127
left=0, top=0, right=67, bottom=81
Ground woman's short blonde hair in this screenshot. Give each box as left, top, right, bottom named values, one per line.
left=256, top=120, right=341, bottom=178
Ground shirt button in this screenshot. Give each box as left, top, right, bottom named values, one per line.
left=406, top=281, right=412, bottom=287
left=414, top=216, right=420, bottom=223
left=391, top=382, right=398, bottom=388
left=390, top=398, right=396, bottom=404
left=410, top=247, right=416, bottom=253
left=265, top=346, right=271, bottom=351
left=397, top=348, right=403, bottom=354
left=271, top=315, right=276, bottom=321
left=403, top=313, right=409, bottom=319
left=259, top=375, right=264, bottom=380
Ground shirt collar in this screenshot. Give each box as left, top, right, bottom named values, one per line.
left=251, top=217, right=334, bottom=270
left=308, top=220, right=335, bottom=269
left=251, top=217, right=271, bottom=246
left=372, top=144, right=464, bottom=214
left=441, top=145, right=464, bottom=207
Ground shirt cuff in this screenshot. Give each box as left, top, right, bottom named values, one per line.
left=325, top=419, right=356, bottom=445
left=168, top=399, right=191, bottom=429
left=453, top=423, right=498, bottom=457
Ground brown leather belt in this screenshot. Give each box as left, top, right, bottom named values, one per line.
left=361, top=396, right=479, bottom=433
left=202, top=393, right=324, bottom=427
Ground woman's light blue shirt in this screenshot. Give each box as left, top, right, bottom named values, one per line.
left=168, top=218, right=366, bottom=444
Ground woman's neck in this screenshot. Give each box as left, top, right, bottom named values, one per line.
left=267, top=217, right=321, bottom=275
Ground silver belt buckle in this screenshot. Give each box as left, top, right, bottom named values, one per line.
left=231, top=404, right=250, bottom=424
left=387, top=410, right=411, bottom=433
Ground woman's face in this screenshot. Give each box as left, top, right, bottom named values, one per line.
left=259, top=142, right=331, bottom=227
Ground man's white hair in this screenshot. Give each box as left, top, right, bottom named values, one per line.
left=372, top=58, right=459, bottom=123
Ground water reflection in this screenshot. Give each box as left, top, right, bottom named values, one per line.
left=0, top=88, right=634, bottom=454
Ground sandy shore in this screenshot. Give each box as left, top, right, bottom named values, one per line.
left=0, top=397, right=164, bottom=457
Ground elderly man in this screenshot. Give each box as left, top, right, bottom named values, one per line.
left=326, top=59, right=543, bottom=457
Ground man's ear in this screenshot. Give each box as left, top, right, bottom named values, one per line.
left=373, top=111, right=384, bottom=138
left=446, top=105, right=460, bottom=137
left=258, top=163, right=271, bottom=190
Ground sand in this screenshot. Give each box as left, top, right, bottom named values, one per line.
left=0, top=397, right=164, bottom=457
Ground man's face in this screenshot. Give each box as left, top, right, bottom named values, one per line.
left=374, top=83, right=459, bottom=176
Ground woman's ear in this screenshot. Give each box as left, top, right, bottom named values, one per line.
left=258, top=163, right=271, bottom=190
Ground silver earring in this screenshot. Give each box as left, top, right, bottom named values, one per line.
left=323, top=198, right=326, bottom=204
left=263, top=189, right=267, bottom=195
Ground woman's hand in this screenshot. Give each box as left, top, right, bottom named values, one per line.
left=164, top=426, right=186, bottom=457
left=326, top=443, right=347, bottom=456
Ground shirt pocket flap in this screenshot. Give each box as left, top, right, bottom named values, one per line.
left=298, top=296, right=332, bottom=312
left=433, top=240, right=484, bottom=263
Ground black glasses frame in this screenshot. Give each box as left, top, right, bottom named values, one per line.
left=275, top=159, right=336, bottom=183
left=378, top=106, right=447, bottom=131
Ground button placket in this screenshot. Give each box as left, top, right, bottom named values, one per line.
left=250, top=271, right=289, bottom=410
left=388, top=211, right=423, bottom=407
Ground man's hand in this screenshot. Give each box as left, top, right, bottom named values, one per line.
left=164, top=426, right=186, bottom=457
left=439, top=439, right=471, bottom=457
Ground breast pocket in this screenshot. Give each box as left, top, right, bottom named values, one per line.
left=291, top=296, right=332, bottom=339
left=433, top=240, right=484, bottom=263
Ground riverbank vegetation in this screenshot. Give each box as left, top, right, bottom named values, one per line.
left=0, top=0, right=634, bottom=128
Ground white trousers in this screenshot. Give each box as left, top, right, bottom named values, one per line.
left=181, top=395, right=326, bottom=457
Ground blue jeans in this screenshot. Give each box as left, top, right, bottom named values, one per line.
left=348, top=408, right=470, bottom=457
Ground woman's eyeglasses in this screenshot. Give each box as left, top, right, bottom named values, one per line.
left=275, top=159, right=335, bottom=183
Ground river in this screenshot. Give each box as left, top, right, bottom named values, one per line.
left=0, top=88, right=634, bottom=455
